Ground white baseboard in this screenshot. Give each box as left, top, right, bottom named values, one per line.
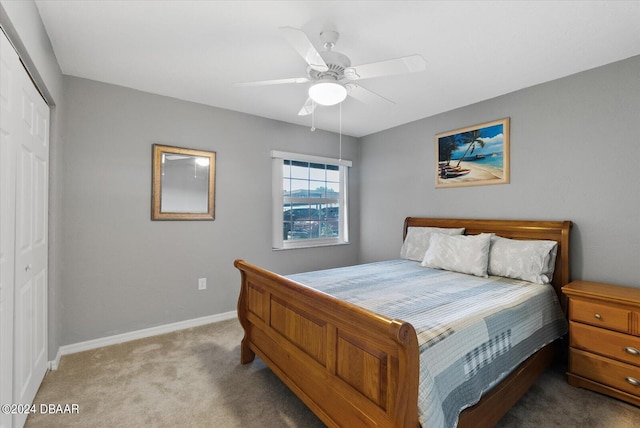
left=48, top=310, right=237, bottom=370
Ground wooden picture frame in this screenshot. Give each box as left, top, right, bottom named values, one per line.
left=151, top=144, right=216, bottom=220
left=435, top=118, right=510, bottom=188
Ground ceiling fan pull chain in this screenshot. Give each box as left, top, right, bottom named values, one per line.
left=311, top=101, right=316, bottom=132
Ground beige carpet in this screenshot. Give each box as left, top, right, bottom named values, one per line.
left=27, top=318, right=640, bottom=427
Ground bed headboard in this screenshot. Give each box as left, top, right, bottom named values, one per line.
left=403, top=217, right=572, bottom=309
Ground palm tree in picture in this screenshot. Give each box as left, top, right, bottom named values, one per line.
left=438, top=135, right=458, bottom=165
left=455, top=130, right=485, bottom=168
left=438, top=135, right=460, bottom=178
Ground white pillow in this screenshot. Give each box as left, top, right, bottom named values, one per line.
left=400, top=227, right=465, bottom=261
left=421, top=233, right=493, bottom=277
left=488, top=236, right=558, bottom=284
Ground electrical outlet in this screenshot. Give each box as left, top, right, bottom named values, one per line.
left=198, top=278, right=207, bottom=290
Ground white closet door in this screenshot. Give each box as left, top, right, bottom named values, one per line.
left=0, top=29, right=49, bottom=428
left=0, top=29, right=18, bottom=428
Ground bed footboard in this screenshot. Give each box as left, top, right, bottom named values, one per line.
left=234, top=259, right=420, bottom=428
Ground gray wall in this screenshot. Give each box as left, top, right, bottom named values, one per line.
left=0, top=0, right=65, bottom=360
left=60, top=76, right=360, bottom=345
left=359, top=55, right=640, bottom=288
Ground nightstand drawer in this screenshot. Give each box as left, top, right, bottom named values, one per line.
left=570, top=321, right=640, bottom=366
left=570, top=299, right=630, bottom=333
left=571, top=348, right=640, bottom=397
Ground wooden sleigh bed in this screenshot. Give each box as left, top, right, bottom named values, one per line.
left=235, top=218, right=572, bottom=427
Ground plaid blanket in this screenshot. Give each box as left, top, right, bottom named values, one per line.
left=288, top=259, right=568, bottom=428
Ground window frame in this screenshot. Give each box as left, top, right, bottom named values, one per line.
left=271, top=150, right=351, bottom=250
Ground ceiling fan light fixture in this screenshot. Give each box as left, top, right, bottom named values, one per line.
left=308, top=80, right=347, bottom=106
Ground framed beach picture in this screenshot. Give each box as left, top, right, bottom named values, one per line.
left=435, top=118, right=510, bottom=188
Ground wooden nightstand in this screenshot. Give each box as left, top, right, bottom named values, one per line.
left=562, top=280, right=640, bottom=406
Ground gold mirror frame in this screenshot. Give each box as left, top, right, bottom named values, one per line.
left=151, top=144, right=216, bottom=220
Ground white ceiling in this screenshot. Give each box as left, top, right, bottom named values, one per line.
left=35, top=1, right=640, bottom=138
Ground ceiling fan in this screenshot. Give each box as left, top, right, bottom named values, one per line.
left=235, top=27, right=426, bottom=116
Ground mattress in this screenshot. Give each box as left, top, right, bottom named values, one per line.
left=287, top=259, right=568, bottom=428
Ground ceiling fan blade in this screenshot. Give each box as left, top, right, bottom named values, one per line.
left=346, top=83, right=395, bottom=106
left=344, top=54, right=426, bottom=80
left=279, top=26, right=328, bottom=72
left=234, top=77, right=309, bottom=87
left=297, top=98, right=316, bottom=116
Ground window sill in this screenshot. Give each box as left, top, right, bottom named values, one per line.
left=272, top=241, right=350, bottom=251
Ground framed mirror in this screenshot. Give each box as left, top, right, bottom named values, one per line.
left=151, top=144, right=216, bottom=220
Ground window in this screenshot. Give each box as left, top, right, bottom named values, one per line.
left=272, top=150, right=351, bottom=249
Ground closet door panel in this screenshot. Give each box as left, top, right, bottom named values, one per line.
left=1, top=27, right=49, bottom=428
left=11, top=32, right=50, bottom=427
left=0, top=29, right=17, bottom=428
left=15, top=144, right=33, bottom=257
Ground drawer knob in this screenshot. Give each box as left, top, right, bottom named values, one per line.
left=594, top=313, right=602, bottom=320
left=626, top=377, right=640, bottom=387
left=625, top=347, right=640, bottom=356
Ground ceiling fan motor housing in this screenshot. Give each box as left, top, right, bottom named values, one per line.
left=308, top=50, right=351, bottom=81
